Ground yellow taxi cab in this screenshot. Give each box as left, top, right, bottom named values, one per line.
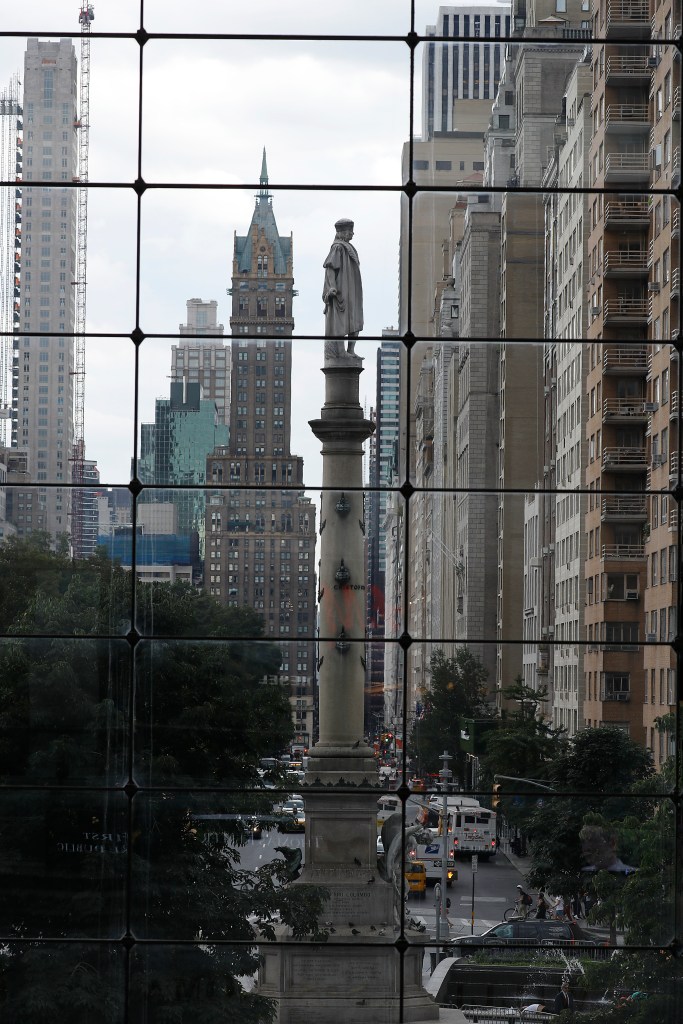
left=404, top=859, right=427, bottom=898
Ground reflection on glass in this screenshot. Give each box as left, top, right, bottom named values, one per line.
left=1, top=944, right=126, bottom=1022
left=0, top=636, right=130, bottom=785
left=0, top=791, right=128, bottom=938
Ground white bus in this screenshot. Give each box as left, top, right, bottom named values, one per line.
left=377, top=794, right=401, bottom=831
left=410, top=829, right=457, bottom=886
left=421, top=796, right=498, bottom=860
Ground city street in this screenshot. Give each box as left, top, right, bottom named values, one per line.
left=239, top=825, right=526, bottom=939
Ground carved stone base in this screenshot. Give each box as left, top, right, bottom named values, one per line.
left=258, top=934, right=441, bottom=1024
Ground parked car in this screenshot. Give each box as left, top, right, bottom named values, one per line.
left=452, top=918, right=605, bottom=952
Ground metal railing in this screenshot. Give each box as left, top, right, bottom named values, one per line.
left=601, top=495, right=647, bottom=518
left=602, top=446, right=647, bottom=467
left=601, top=543, right=645, bottom=559
left=604, top=197, right=649, bottom=224
left=602, top=345, right=647, bottom=370
left=605, top=54, right=652, bottom=77
left=603, top=250, right=648, bottom=274
left=602, top=397, right=649, bottom=417
left=605, top=103, right=649, bottom=127
left=457, top=1008, right=555, bottom=1023
left=604, top=152, right=649, bottom=176
left=606, top=0, right=650, bottom=31
left=603, top=297, right=649, bottom=320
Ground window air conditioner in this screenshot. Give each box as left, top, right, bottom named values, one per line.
left=648, top=281, right=661, bottom=292
left=626, top=589, right=639, bottom=600
left=644, top=402, right=658, bottom=411
left=645, top=633, right=657, bottom=642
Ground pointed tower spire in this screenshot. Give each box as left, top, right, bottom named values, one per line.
left=259, top=147, right=269, bottom=197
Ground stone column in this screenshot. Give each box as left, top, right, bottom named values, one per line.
left=257, top=350, right=445, bottom=1023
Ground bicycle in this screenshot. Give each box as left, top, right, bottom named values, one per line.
left=504, top=899, right=533, bottom=921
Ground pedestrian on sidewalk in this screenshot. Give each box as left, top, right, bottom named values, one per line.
left=535, top=890, right=548, bottom=919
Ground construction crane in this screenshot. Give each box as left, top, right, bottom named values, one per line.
left=71, top=2, right=94, bottom=556
left=0, top=73, right=22, bottom=448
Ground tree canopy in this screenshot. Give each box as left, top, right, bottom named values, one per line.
left=525, top=729, right=654, bottom=912
left=478, top=679, right=565, bottom=826
left=0, top=539, right=325, bottom=1023
left=408, top=647, right=492, bottom=784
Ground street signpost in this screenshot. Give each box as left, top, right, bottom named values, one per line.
left=470, top=854, right=478, bottom=934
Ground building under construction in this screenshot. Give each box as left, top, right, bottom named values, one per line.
left=0, top=7, right=97, bottom=551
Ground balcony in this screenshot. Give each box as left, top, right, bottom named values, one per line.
left=604, top=197, right=650, bottom=228
left=671, top=267, right=680, bottom=299
left=602, top=543, right=645, bottom=560
left=602, top=397, right=651, bottom=421
left=672, top=205, right=680, bottom=239
left=605, top=104, right=650, bottom=132
left=602, top=446, right=648, bottom=471
left=603, top=250, right=649, bottom=276
left=669, top=507, right=679, bottom=533
left=604, top=151, right=650, bottom=182
left=602, top=345, right=647, bottom=372
left=605, top=0, right=650, bottom=37
left=605, top=54, right=653, bottom=81
left=603, top=297, right=649, bottom=324
left=671, top=391, right=679, bottom=418
left=673, top=147, right=681, bottom=188
left=600, top=690, right=631, bottom=702
left=601, top=495, right=648, bottom=521
left=670, top=450, right=682, bottom=481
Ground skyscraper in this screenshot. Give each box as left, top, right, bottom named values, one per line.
left=366, top=332, right=402, bottom=725
left=138, top=380, right=229, bottom=570
left=206, top=153, right=317, bottom=750
left=421, top=2, right=511, bottom=139
left=171, top=298, right=230, bottom=427
left=10, top=39, right=78, bottom=542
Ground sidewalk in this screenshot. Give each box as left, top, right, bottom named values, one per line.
left=498, top=844, right=615, bottom=944
left=498, top=840, right=532, bottom=880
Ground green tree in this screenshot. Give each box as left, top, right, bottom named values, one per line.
left=571, top=763, right=680, bottom=1021
left=525, top=729, right=654, bottom=908
left=408, top=647, right=492, bottom=784
left=0, top=545, right=326, bottom=1023
left=478, top=679, right=565, bottom=827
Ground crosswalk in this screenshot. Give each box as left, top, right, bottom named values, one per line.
left=406, top=902, right=502, bottom=938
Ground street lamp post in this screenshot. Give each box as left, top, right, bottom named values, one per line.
left=438, top=751, right=452, bottom=946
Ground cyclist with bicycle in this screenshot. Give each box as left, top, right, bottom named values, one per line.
left=514, top=884, right=533, bottom=919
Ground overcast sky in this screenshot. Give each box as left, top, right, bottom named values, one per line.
left=1, top=1, right=446, bottom=488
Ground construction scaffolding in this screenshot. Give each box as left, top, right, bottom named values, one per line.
left=71, top=2, right=94, bottom=555
left=0, top=73, right=22, bottom=450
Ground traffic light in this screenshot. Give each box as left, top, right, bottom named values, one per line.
left=492, top=782, right=502, bottom=809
